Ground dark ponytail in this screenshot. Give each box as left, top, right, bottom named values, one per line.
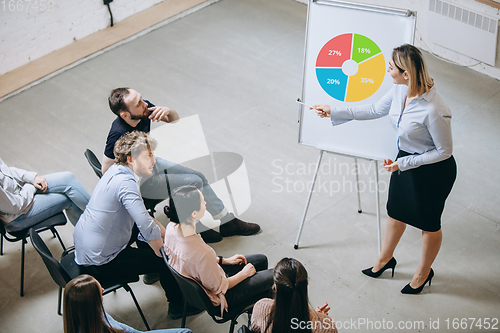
left=165, top=185, right=202, bottom=224
left=265, top=258, right=311, bottom=333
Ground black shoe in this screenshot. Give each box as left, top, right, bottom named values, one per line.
left=143, top=273, right=160, bottom=285
left=362, top=257, right=397, bottom=278
left=401, top=268, right=434, bottom=294
left=196, top=221, right=223, bottom=243
left=200, top=228, right=223, bottom=243
left=219, top=213, right=260, bottom=237
left=168, top=303, right=204, bottom=320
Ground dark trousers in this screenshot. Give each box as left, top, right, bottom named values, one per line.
left=222, top=254, right=273, bottom=309
left=80, top=227, right=184, bottom=307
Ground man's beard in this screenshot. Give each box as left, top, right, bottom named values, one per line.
left=129, top=109, right=150, bottom=120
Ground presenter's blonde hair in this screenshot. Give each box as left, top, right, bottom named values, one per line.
left=392, top=44, right=434, bottom=98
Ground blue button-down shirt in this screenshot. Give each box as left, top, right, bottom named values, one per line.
left=330, top=84, right=453, bottom=171
left=74, top=164, right=161, bottom=266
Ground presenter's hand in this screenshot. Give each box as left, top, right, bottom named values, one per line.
left=312, top=104, right=331, bottom=118
left=33, top=175, right=48, bottom=192
left=224, top=254, right=247, bottom=265
left=384, top=159, right=399, bottom=172
left=148, top=106, right=179, bottom=123
left=315, top=302, right=330, bottom=315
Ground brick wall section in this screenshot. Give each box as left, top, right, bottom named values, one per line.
left=0, top=0, right=164, bottom=75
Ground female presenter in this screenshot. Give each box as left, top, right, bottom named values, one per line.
left=313, top=44, right=456, bottom=294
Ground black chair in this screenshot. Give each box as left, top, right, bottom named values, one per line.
left=84, top=148, right=162, bottom=216
left=0, top=212, right=67, bottom=296
left=160, top=247, right=259, bottom=333
left=237, top=325, right=252, bottom=333
left=84, top=148, right=103, bottom=178
left=29, top=228, right=151, bottom=330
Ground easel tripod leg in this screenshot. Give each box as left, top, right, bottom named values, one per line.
left=354, top=158, right=362, bottom=213
left=374, top=160, right=381, bottom=254
left=294, top=150, right=325, bottom=249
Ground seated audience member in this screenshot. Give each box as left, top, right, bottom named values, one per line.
left=251, top=258, right=338, bottom=333
left=163, top=185, right=273, bottom=316
left=64, top=274, right=192, bottom=333
left=0, top=158, right=90, bottom=232
left=102, top=87, right=260, bottom=243
left=73, top=131, right=199, bottom=319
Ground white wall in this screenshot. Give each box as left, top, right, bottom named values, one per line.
left=295, top=0, right=500, bottom=79
left=0, top=0, right=164, bottom=75
left=1, top=0, right=499, bottom=78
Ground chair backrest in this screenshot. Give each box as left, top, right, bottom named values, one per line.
left=160, top=247, right=220, bottom=316
left=84, top=149, right=103, bottom=178
left=237, top=325, right=252, bottom=333
left=143, top=198, right=164, bottom=217
left=29, top=228, right=71, bottom=288
left=84, top=148, right=162, bottom=217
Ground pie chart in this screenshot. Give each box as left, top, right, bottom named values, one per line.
left=316, top=33, right=385, bottom=102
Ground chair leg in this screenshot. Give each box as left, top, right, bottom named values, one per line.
left=125, top=285, right=150, bottom=331
left=181, top=300, right=188, bottom=328
left=229, top=318, right=237, bottom=333
left=229, top=311, right=247, bottom=333
left=20, top=238, right=26, bottom=297
left=50, top=227, right=66, bottom=250
left=1, top=234, right=4, bottom=255
left=58, top=287, right=63, bottom=316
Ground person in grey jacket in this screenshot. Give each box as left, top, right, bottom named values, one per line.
left=0, top=158, right=90, bottom=232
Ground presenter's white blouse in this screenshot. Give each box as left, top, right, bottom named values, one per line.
left=330, top=84, right=452, bottom=171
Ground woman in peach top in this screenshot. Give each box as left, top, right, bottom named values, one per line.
left=163, top=185, right=273, bottom=316
left=251, top=258, right=338, bottom=333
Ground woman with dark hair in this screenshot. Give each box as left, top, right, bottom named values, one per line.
left=250, top=258, right=337, bottom=333
left=163, top=185, right=273, bottom=316
left=314, top=44, right=456, bottom=294
left=63, top=274, right=191, bottom=333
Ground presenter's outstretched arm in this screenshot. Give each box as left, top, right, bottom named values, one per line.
left=312, top=104, right=331, bottom=118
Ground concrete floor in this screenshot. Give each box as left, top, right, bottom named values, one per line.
left=1, top=0, right=499, bottom=332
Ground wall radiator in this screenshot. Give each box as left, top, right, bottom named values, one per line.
left=428, top=0, right=498, bottom=65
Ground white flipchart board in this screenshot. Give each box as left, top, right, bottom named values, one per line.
left=299, top=0, right=416, bottom=161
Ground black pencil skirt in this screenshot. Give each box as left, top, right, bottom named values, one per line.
left=386, top=150, right=457, bottom=232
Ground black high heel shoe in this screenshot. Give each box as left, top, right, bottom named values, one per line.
left=362, top=257, right=397, bottom=278
left=401, top=268, right=434, bottom=294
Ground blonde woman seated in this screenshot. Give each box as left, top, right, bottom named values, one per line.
left=163, top=185, right=273, bottom=316
left=63, top=274, right=191, bottom=333
left=251, top=258, right=338, bottom=333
